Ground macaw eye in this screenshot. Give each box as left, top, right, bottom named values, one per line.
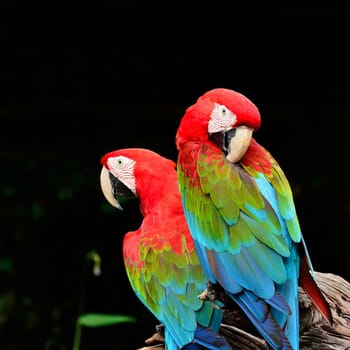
left=108, top=156, right=133, bottom=173
left=107, top=156, right=136, bottom=193
left=114, top=157, right=129, bottom=169
left=209, top=103, right=237, bottom=134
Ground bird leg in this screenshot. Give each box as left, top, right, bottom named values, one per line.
left=198, top=281, right=225, bottom=310
left=155, top=324, right=165, bottom=337
left=139, top=324, right=165, bottom=350
left=198, top=281, right=217, bottom=301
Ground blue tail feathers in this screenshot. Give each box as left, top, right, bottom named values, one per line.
left=182, top=324, right=232, bottom=349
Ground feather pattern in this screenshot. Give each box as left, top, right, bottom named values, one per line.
left=178, top=140, right=300, bottom=349
left=100, top=148, right=231, bottom=350
left=175, top=88, right=332, bottom=350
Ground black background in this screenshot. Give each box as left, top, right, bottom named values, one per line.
left=0, top=5, right=349, bottom=350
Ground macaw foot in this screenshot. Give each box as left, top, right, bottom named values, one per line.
left=198, top=281, right=217, bottom=301
left=140, top=323, right=165, bottom=350
left=155, top=323, right=165, bottom=337
left=198, top=281, right=221, bottom=310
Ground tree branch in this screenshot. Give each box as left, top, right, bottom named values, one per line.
left=221, top=272, right=350, bottom=349
left=138, top=272, right=350, bottom=349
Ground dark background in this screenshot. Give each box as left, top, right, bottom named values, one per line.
left=0, top=5, right=349, bottom=350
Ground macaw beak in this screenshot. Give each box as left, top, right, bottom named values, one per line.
left=100, top=166, right=136, bottom=210
left=209, top=125, right=253, bottom=163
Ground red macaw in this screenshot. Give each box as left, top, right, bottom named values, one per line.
left=99, top=148, right=232, bottom=350
left=175, top=88, right=332, bottom=350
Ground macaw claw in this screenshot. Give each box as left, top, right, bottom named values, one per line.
left=198, top=281, right=217, bottom=301
left=142, top=324, right=165, bottom=349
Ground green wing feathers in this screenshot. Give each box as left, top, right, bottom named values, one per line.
left=194, top=145, right=296, bottom=257
left=123, top=229, right=208, bottom=328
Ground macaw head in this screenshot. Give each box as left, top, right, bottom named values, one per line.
left=176, top=88, right=261, bottom=163
left=100, top=147, right=176, bottom=210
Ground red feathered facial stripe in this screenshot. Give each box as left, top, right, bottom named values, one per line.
left=241, top=139, right=273, bottom=176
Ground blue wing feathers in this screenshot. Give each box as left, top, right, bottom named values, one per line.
left=196, top=300, right=221, bottom=332
left=180, top=151, right=303, bottom=349
left=266, top=293, right=292, bottom=316
left=223, top=248, right=275, bottom=299
left=186, top=283, right=206, bottom=311
left=166, top=292, right=196, bottom=330
left=228, top=291, right=293, bottom=350
left=186, top=324, right=232, bottom=350
left=206, top=250, right=242, bottom=294
left=246, top=241, right=287, bottom=284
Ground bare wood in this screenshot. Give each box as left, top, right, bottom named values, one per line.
left=138, top=272, right=350, bottom=349
left=220, top=272, right=350, bottom=349
left=298, top=272, right=350, bottom=349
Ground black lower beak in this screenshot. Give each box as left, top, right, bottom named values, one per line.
left=109, top=173, right=136, bottom=201
left=209, top=128, right=237, bottom=155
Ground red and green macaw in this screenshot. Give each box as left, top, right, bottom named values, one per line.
left=99, top=147, right=232, bottom=350
left=175, top=88, right=333, bottom=350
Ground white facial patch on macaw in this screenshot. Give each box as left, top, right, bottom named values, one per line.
left=107, top=156, right=136, bottom=194
left=208, top=103, right=237, bottom=133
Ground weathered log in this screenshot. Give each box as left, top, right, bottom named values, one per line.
left=138, top=272, right=350, bottom=349
left=299, top=272, right=350, bottom=349
left=221, top=272, right=350, bottom=349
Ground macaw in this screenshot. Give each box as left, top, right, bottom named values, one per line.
left=99, top=147, right=232, bottom=350
left=175, top=88, right=333, bottom=350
